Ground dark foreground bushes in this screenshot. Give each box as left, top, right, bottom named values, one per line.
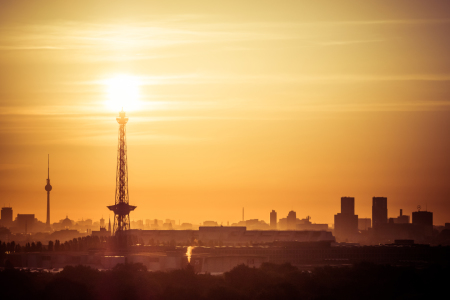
left=1, top=262, right=449, bottom=300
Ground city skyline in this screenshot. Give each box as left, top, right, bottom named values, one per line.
left=2, top=0, right=450, bottom=225
left=2, top=195, right=439, bottom=229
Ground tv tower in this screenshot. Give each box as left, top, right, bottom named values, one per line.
left=107, top=109, right=136, bottom=235
left=45, top=154, right=52, bottom=227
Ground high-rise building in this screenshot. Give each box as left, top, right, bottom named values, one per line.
left=270, top=210, right=277, bottom=229
left=372, top=197, right=388, bottom=229
left=412, top=208, right=433, bottom=237
left=1, top=207, right=13, bottom=227
left=412, top=210, right=433, bottom=227
left=334, top=197, right=358, bottom=241
left=341, top=197, right=355, bottom=215
left=287, top=211, right=296, bottom=230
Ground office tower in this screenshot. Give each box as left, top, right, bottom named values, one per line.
left=412, top=207, right=433, bottom=237
left=341, top=197, right=355, bottom=215
left=287, top=210, right=296, bottom=230
left=1, top=207, right=13, bottom=227
left=372, top=197, right=388, bottom=229
left=412, top=210, right=433, bottom=227
left=270, top=210, right=277, bottom=229
left=334, top=197, right=358, bottom=240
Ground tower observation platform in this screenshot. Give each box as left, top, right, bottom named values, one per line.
left=108, top=109, right=136, bottom=235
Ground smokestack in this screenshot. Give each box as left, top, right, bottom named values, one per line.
left=242, top=207, right=244, bottom=221
left=400, top=209, right=403, bottom=216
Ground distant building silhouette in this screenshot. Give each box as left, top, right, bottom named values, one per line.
left=232, top=219, right=270, bottom=230
left=412, top=209, right=433, bottom=227
left=1, top=207, right=13, bottom=228
left=77, top=219, right=93, bottom=227
left=16, top=214, right=35, bottom=233
left=203, top=221, right=219, bottom=227
left=162, top=226, right=335, bottom=246
left=334, top=197, right=358, bottom=241
left=162, top=222, right=173, bottom=230
left=372, top=197, right=388, bottom=229
left=270, top=210, right=277, bottom=229
left=369, top=205, right=435, bottom=243
left=341, top=197, right=355, bottom=215
left=296, top=216, right=328, bottom=231
left=150, top=219, right=158, bottom=229
left=92, top=226, right=111, bottom=238
left=180, top=223, right=193, bottom=230
left=391, top=209, right=410, bottom=224
left=287, top=211, right=297, bottom=230
left=51, top=215, right=75, bottom=231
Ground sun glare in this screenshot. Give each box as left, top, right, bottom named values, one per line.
left=104, top=74, right=141, bottom=112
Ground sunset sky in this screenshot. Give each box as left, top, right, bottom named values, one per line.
left=1, top=0, right=450, bottom=226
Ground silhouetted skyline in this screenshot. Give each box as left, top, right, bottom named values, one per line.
left=1, top=1, right=450, bottom=226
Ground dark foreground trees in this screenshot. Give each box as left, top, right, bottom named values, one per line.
left=1, top=262, right=449, bottom=300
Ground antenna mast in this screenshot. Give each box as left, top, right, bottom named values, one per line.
left=45, top=154, right=52, bottom=227
left=108, top=110, right=136, bottom=240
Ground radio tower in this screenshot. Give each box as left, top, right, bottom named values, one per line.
left=107, top=109, right=136, bottom=236
left=45, top=154, right=52, bottom=228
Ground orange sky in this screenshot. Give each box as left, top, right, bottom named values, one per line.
left=1, top=0, right=450, bottom=226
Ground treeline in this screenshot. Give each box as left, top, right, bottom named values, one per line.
left=1, top=262, right=449, bottom=300
left=0, top=236, right=208, bottom=254
left=0, top=236, right=111, bottom=254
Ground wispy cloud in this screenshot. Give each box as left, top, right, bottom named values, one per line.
left=1, top=16, right=449, bottom=63
left=330, top=18, right=450, bottom=25
left=78, top=72, right=450, bottom=87
left=136, top=73, right=450, bottom=85
left=1, top=17, right=443, bottom=54
left=0, top=20, right=298, bottom=60
left=316, top=39, right=386, bottom=46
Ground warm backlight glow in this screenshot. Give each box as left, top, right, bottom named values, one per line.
left=104, top=74, right=141, bottom=111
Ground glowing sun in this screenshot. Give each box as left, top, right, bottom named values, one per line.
left=104, top=74, right=141, bottom=111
